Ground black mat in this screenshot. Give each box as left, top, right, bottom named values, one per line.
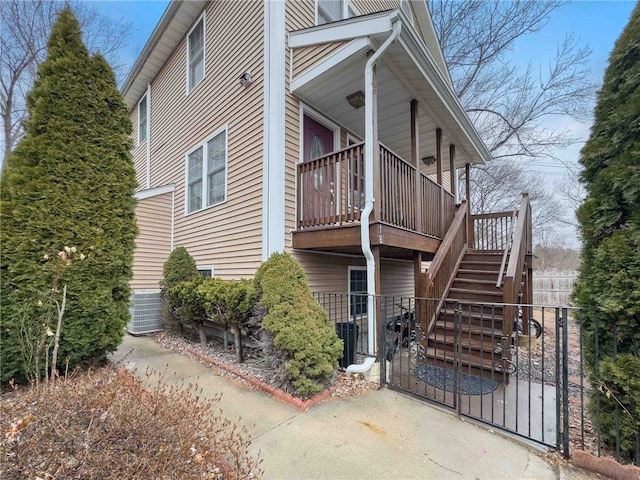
left=414, top=364, right=498, bottom=395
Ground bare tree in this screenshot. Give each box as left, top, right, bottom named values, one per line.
left=462, top=159, right=565, bottom=243
left=432, top=0, right=596, bottom=161
left=1, top=0, right=131, bottom=165
left=431, top=1, right=596, bottom=243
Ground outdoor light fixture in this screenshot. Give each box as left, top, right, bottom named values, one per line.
left=238, top=72, right=252, bottom=86
left=346, top=90, right=365, bottom=109
left=422, top=155, right=436, bottom=166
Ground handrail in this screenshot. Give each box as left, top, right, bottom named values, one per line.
left=424, top=202, right=468, bottom=334
left=496, top=210, right=518, bottom=287
left=502, top=193, right=531, bottom=338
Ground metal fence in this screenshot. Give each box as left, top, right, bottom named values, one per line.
left=314, top=293, right=639, bottom=466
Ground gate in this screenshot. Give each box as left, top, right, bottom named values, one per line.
left=380, top=297, right=576, bottom=452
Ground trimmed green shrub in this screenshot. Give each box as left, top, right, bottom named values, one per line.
left=198, top=278, right=256, bottom=362
left=168, top=279, right=207, bottom=346
left=161, top=247, right=200, bottom=293
left=255, top=252, right=342, bottom=397
left=160, top=247, right=201, bottom=332
left=0, top=8, right=137, bottom=384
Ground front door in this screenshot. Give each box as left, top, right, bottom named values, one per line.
left=303, top=114, right=336, bottom=221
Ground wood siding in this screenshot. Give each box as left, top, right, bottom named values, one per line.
left=132, top=192, right=172, bottom=291
left=128, top=1, right=264, bottom=280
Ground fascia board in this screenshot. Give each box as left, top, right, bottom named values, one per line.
left=291, top=37, right=371, bottom=93
left=289, top=10, right=397, bottom=48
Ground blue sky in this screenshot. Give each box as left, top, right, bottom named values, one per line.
left=87, top=0, right=636, bottom=246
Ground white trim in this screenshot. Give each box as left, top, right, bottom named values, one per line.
left=184, top=125, right=229, bottom=215
left=134, top=184, right=175, bottom=200
left=291, top=37, right=370, bottom=93
left=290, top=10, right=396, bottom=48
left=186, top=13, right=206, bottom=95
left=346, top=132, right=360, bottom=146
left=261, top=0, right=286, bottom=260
left=347, top=266, right=368, bottom=320
left=346, top=1, right=359, bottom=18
left=170, top=189, right=175, bottom=251
left=197, top=266, right=214, bottom=279
left=400, top=0, right=414, bottom=26
left=299, top=104, right=341, bottom=164
left=144, top=84, right=152, bottom=189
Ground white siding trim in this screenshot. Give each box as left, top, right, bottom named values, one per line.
left=145, top=83, right=151, bottom=189
left=262, top=0, right=286, bottom=260
left=135, top=184, right=175, bottom=200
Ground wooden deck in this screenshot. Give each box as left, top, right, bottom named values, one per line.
left=293, top=142, right=455, bottom=257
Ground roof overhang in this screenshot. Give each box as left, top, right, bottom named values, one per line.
left=289, top=10, right=491, bottom=168
left=122, top=0, right=207, bottom=110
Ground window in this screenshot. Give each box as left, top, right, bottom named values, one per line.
left=186, top=128, right=227, bottom=214
left=187, top=16, right=205, bottom=92
left=198, top=266, right=214, bottom=279
left=317, top=0, right=343, bottom=25
left=348, top=267, right=367, bottom=318
left=138, top=94, right=147, bottom=143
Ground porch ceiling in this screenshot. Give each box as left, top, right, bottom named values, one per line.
left=290, top=15, right=490, bottom=171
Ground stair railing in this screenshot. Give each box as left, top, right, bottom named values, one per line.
left=423, top=201, right=468, bottom=335
left=502, top=193, right=531, bottom=338
left=496, top=210, right=518, bottom=288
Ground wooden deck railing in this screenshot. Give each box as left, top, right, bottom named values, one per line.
left=297, top=142, right=365, bottom=228
left=297, top=142, right=453, bottom=239
left=423, top=203, right=468, bottom=333
left=470, top=210, right=515, bottom=251
left=501, top=193, right=531, bottom=338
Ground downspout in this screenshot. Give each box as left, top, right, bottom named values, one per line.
left=348, top=19, right=402, bottom=373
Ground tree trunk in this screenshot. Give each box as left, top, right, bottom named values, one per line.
left=231, top=324, right=243, bottom=363
left=197, top=322, right=207, bottom=347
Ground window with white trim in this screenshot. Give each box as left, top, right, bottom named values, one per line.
left=138, top=94, right=147, bottom=144
left=317, top=0, right=343, bottom=25
left=348, top=267, right=367, bottom=318
left=198, top=266, right=214, bottom=279
left=186, top=128, right=227, bottom=214
left=187, top=16, right=205, bottom=92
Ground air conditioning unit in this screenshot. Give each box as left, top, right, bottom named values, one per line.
left=128, top=291, right=164, bottom=335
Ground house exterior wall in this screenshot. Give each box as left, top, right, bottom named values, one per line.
left=132, top=191, right=173, bottom=291
left=293, top=251, right=414, bottom=323
left=128, top=0, right=265, bottom=283
left=352, top=0, right=399, bottom=15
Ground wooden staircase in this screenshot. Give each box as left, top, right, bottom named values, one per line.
left=424, top=251, right=509, bottom=379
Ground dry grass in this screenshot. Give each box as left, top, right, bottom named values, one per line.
left=1, top=366, right=262, bottom=479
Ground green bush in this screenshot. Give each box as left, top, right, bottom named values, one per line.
left=198, top=278, right=256, bottom=362
left=255, top=252, right=342, bottom=397
left=160, top=247, right=201, bottom=332
left=0, top=9, right=137, bottom=384
left=168, top=279, right=207, bottom=345
left=161, top=247, right=200, bottom=294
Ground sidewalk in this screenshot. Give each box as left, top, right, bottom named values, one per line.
left=111, top=334, right=600, bottom=480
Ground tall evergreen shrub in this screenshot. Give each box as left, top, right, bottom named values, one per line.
left=573, top=3, right=640, bottom=462
left=0, top=8, right=137, bottom=383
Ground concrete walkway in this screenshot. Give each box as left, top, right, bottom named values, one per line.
left=111, top=334, right=600, bottom=480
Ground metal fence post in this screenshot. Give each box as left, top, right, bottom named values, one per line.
left=380, top=296, right=387, bottom=386
left=454, top=301, right=461, bottom=417
left=562, top=307, right=570, bottom=459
